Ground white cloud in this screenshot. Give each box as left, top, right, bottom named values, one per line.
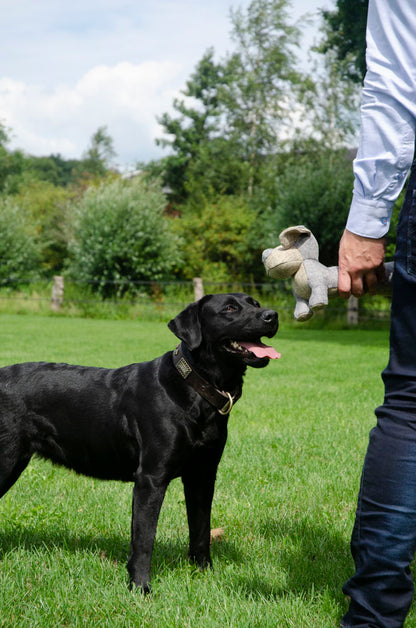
left=0, top=60, right=182, bottom=165
left=0, top=0, right=333, bottom=165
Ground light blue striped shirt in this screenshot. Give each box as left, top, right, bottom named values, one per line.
left=346, top=0, right=416, bottom=239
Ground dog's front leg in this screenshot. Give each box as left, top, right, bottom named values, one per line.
left=182, top=456, right=220, bottom=570
left=127, top=475, right=168, bottom=593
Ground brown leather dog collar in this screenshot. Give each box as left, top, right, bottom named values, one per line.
left=172, top=343, right=241, bottom=415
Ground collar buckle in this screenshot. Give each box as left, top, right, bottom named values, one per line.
left=218, top=392, right=234, bottom=415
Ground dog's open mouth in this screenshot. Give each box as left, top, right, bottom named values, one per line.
left=225, top=340, right=281, bottom=360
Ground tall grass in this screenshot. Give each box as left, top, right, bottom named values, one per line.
left=0, top=280, right=392, bottom=327
left=0, top=281, right=307, bottom=333
left=1, top=314, right=412, bottom=626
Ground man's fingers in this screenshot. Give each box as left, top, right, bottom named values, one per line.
left=364, top=264, right=386, bottom=294
left=339, top=266, right=365, bottom=298
left=363, top=271, right=378, bottom=295
left=339, top=265, right=385, bottom=299
left=338, top=268, right=352, bottom=299
left=351, top=274, right=365, bottom=298
left=338, top=230, right=387, bottom=299
left=376, top=263, right=386, bottom=284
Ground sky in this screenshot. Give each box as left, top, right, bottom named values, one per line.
left=1, top=0, right=334, bottom=170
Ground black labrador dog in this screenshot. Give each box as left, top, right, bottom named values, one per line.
left=0, top=293, right=279, bottom=592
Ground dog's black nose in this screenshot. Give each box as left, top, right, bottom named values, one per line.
left=261, top=309, right=278, bottom=324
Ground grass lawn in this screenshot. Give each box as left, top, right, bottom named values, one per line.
left=0, top=313, right=412, bottom=627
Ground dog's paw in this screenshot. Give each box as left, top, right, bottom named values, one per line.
left=189, top=552, right=213, bottom=570
left=129, top=578, right=152, bottom=595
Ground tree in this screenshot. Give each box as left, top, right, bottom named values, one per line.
left=155, top=49, right=228, bottom=202
left=79, top=126, right=117, bottom=178
left=1, top=122, right=115, bottom=194
left=0, top=196, right=40, bottom=284
left=155, top=0, right=304, bottom=201
left=298, top=46, right=361, bottom=153
left=69, top=177, right=182, bottom=296
left=183, top=136, right=250, bottom=205
left=25, top=154, right=85, bottom=187
left=320, top=0, right=368, bottom=83
left=222, top=0, right=303, bottom=194
left=16, top=180, right=75, bottom=274
left=0, top=122, right=25, bottom=194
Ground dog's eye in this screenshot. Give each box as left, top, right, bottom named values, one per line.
left=224, top=304, right=237, bottom=313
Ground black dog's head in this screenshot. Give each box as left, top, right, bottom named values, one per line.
left=168, top=293, right=279, bottom=369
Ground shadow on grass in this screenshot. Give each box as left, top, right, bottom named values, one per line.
left=0, top=514, right=351, bottom=605
left=0, top=522, right=229, bottom=579
left=0, top=523, right=130, bottom=563
left=251, top=514, right=352, bottom=600
left=182, top=514, right=353, bottom=605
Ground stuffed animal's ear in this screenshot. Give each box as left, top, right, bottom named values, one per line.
left=168, top=300, right=204, bottom=349
left=279, top=226, right=311, bottom=249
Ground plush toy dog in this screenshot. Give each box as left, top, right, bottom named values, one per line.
left=262, top=226, right=338, bottom=321
left=262, top=225, right=394, bottom=322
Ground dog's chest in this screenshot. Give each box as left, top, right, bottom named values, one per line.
left=190, top=407, right=227, bottom=448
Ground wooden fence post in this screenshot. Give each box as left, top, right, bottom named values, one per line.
left=193, top=277, right=204, bottom=301
left=51, top=275, right=64, bottom=311
left=347, top=295, right=359, bottom=325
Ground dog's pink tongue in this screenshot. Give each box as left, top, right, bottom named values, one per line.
left=239, top=341, right=281, bottom=359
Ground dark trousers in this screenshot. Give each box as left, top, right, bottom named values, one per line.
left=342, top=152, right=416, bottom=627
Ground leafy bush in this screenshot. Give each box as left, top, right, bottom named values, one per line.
left=16, top=180, right=75, bottom=274
left=173, top=196, right=261, bottom=282
left=0, top=196, right=40, bottom=284
left=68, top=177, right=182, bottom=296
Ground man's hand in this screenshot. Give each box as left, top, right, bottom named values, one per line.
left=338, top=229, right=387, bottom=298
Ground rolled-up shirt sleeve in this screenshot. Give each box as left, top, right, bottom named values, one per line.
left=346, top=0, right=416, bottom=239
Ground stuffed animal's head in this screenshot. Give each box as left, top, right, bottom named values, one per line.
left=262, top=246, right=303, bottom=279
left=262, top=226, right=319, bottom=279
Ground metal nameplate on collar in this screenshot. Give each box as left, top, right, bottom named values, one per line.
left=219, top=392, right=234, bottom=415
left=176, top=357, right=192, bottom=379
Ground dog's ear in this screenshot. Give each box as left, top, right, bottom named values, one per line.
left=279, top=225, right=311, bottom=249
left=168, top=300, right=203, bottom=349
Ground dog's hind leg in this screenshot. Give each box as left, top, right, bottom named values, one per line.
left=0, top=457, right=31, bottom=499
left=0, top=391, right=31, bottom=498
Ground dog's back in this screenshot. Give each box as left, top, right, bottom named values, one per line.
left=0, top=358, right=167, bottom=481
